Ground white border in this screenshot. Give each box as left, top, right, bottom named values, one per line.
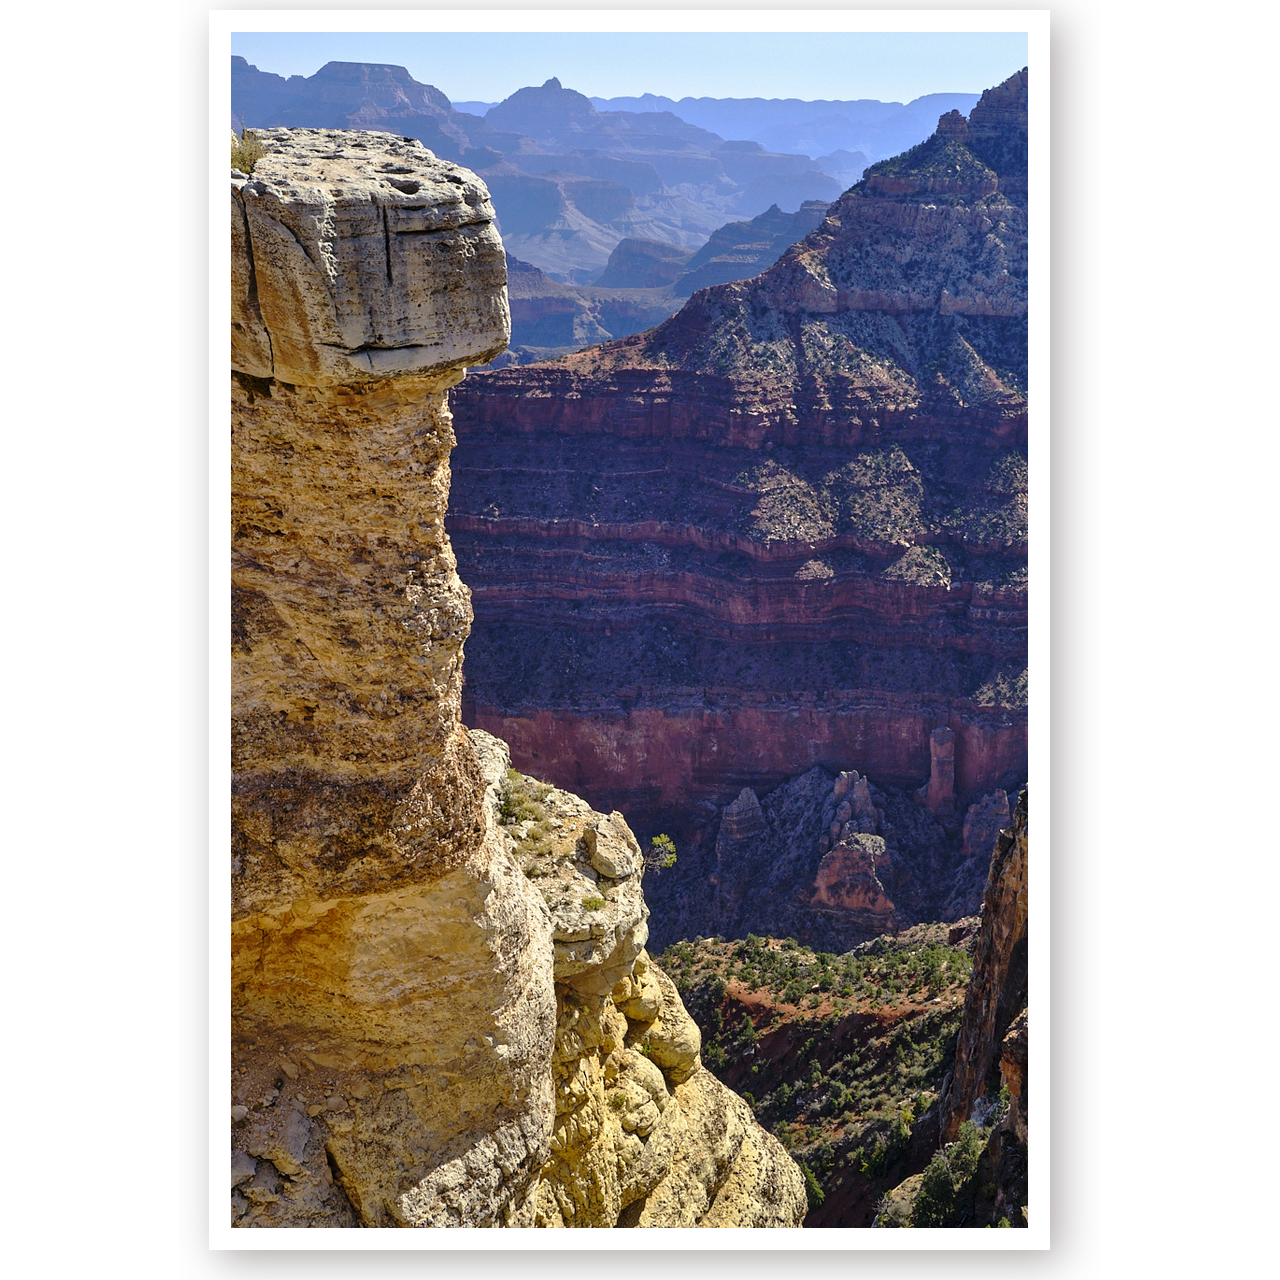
left=211, top=9, right=1048, bottom=1251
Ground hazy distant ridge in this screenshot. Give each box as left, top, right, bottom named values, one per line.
left=588, top=93, right=981, bottom=164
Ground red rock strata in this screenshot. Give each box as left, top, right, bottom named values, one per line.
left=449, top=71, right=1029, bottom=825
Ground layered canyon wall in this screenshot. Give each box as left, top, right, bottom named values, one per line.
left=448, top=72, right=1030, bottom=852
left=230, top=128, right=803, bottom=1228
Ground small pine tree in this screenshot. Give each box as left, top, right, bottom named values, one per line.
left=801, top=1162, right=825, bottom=1211
left=645, top=833, right=678, bottom=872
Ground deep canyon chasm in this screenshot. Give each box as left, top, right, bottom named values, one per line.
left=229, top=66, right=1030, bottom=1227
left=230, top=127, right=806, bottom=1228
left=447, top=72, right=1029, bottom=933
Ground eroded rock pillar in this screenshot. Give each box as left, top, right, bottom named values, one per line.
left=230, top=130, right=560, bottom=1229
left=231, top=128, right=511, bottom=912
left=915, top=725, right=956, bottom=815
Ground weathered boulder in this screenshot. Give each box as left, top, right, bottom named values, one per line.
left=584, top=810, right=641, bottom=879
left=232, top=128, right=509, bottom=384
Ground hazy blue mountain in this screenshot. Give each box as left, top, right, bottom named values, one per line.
left=589, top=92, right=981, bottom=164
left=230, top=60, right=966, bottom=284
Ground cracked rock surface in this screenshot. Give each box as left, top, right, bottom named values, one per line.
left=233, top=128, right=509, bottom=385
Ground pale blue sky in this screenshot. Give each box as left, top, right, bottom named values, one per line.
left=229, top=31, right=1028, bottom=105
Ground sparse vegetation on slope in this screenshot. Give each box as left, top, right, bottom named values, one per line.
left=498, top=767, right=556, bottom=865
left=658, top=926, right=977, bottom=1226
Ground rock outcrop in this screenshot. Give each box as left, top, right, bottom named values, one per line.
left=941, top=788, right=1012, bottom=918
left=717, top=787, right=767, bottom=850
left=672, top=199, right=831, bottom=295
left=915, top=726, right=957, bottom=815
left=940, top=788, right=1028, bottom=1142
left=447, top=71, right=1030, bottom=843
left=594, top=238, right=695, bottom=289
left=488, top=735, right=805, bottom=1227
left=646, top=759, right=1017, bottom=954
left=230, top=127, right=802, bottom=1229
left=870, top=787, right=1027, bottom=1227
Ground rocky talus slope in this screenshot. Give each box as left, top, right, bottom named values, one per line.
left=230, top=128, right=802, bottom=1228
left=448, top=71, right=1030, bottom=837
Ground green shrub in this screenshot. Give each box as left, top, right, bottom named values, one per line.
left=498, top=769, right=545, bottom=826
left=800, top=1163, right=825, bottom=1211
left=891, top=1105, right=914, bottom=1148
left=231, top=128, right=264, bottom=174
left=911, top=1121, right=988, bottom=1227
left=581, top=895, right=605, bottom=911
left=912, top=1152, right=956, bottom=1226
left=858, top=1133, right=889, bottom=1178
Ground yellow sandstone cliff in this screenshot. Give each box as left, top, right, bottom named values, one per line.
left=229, top=127, right=805, bottom=1229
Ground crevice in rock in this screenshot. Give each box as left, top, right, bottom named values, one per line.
left=615, top=1196, right=646, bottom=1227
left=231, top=369, right=273, bottom=401
left=236, top=190, right=272, bottom=374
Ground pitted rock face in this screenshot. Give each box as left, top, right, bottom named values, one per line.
left=230, top=134, right=514, bottom=913
left=230, top=130, right=802, bottom=1229
left=232, top=128, right=510, bottom=384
